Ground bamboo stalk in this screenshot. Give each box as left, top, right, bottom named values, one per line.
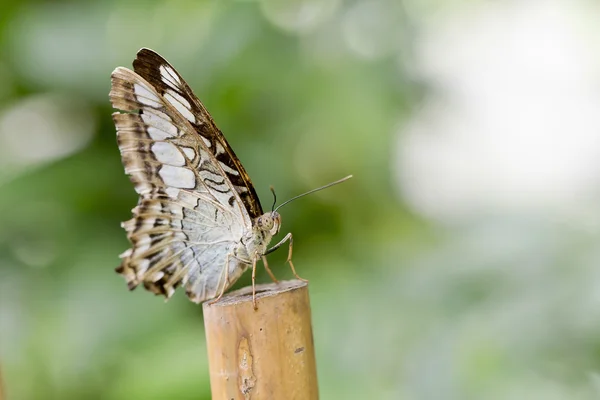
left=203, top=279, right=318, bottom=400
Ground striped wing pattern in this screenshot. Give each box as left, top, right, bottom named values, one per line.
left=109, top=49, right=260, bottom=302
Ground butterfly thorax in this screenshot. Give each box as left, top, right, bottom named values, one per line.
left=241, top=211, right=281, bottom=259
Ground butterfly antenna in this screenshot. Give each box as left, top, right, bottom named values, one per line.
left=270, top=185, right=277, bottom=212
left=274, top=175, right=353, bottom=213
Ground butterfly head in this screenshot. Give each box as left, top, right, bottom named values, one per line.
left=256, top=212, right=281, bottom=235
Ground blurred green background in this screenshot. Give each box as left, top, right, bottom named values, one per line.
left=2, top=0, right=600, bottom=399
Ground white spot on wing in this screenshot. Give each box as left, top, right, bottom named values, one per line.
left=152, top=142, right=185, bottom=166
left=138, top=259, right=150, bottom=273
left=119, top=248, right=132, bottom=258
left=219, top=162, right=240, bottom=176
left=164, top=92, right=196, bottom=123
left=151, top=271, right=164, bottom=282
left=199, top=148, right=211, bottom=163
left=134, top=182, right=152, bottom=195
left=166, top=89, right=191, bottom=109
left=147, top=127, right=171, bottom=140
left=201, top=136, right=211, bottom=148
left=160, top=65, right=181, bottom=87
left=165, top=286, right=175, bottom=297
left=216, top=142, right=225, bottom=155
left=159, top=165, right=196, bottom=188
left=134, top=83, right=161, bottom=108
left=141, top=110, right=178, bottom=139
left=135, top=242, right=150, bottom=257
left=141, top=216, right=156, bottom=230
left=165, top=187, right=180, bottom=198
left=181, top=147, right=196, bottom=160
left=199, top=169, right=225, bottom=184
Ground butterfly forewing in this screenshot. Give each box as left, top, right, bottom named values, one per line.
left=109, top=49, right=262, bottom=302
left=132, top=48, right=263, bottom=219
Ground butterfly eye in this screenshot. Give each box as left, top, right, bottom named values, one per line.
left=260, top=215, right=274, bottom=230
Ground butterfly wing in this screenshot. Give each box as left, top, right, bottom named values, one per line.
left=109, top=50, right=258, bottom=302
left=132, top=48, right=263, bottom=219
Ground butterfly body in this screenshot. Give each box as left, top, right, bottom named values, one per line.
left=110, top=48, right=286, bottom=304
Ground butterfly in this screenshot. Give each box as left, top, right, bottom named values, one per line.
left=109, top=48, right=351, bottom=308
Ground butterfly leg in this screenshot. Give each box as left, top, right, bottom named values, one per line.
left=261, top=255, right=279, bottom=283
left=284, top=234, right=308, bottom=283
left=265, top=233, right=308, bottom=283
left=208, top=253, right=231, bottom=305
left=251, top=253, right=259, bottom=310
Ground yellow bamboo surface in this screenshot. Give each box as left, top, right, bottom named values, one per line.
left=203, top=280, right=318, bottom=400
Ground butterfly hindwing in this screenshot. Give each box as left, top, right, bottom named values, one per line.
left=117, top=190, right=248, bottom=302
